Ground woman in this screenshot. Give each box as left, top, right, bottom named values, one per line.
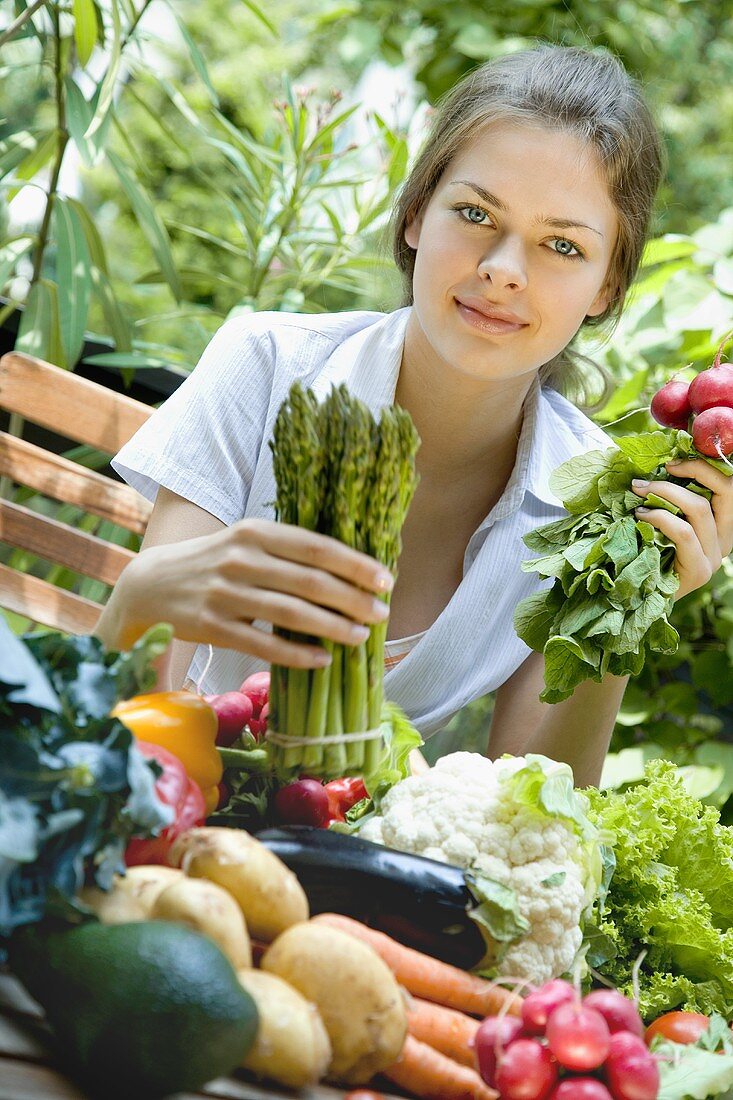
left=97, top=45, right=733, bottom=787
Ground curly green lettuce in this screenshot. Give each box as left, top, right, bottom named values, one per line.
left=585, top=759, right=733, bottom=1020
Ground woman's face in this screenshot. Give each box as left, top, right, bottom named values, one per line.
left=404, top=122, right=618, bottom=385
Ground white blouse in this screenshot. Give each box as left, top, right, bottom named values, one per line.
left=112, top=307, right=612, bottom=738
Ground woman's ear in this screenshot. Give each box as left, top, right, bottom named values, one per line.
left=586, top=281, right=614, bottom=319
left=404, top=211, right=423, bottom=250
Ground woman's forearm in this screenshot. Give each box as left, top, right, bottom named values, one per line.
left=488, top=652, right=628, bottom=788
left=520, top=673, right=628, bottom=788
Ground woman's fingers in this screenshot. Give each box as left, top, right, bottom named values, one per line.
left=632, top=475, right=720, bottom=562
left=238, top=519, right=394, bottom=595
left=216, top=585, right=373, bottom=647
left=665, top=459, right=733, bottom=555
left=633, top=506, right=715, bottom=592
left=194, top=618, right=333, bottom=669
left=225, top=545, right=391, bottom=627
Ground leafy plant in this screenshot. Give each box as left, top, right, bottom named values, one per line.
left=0, top=620, right=174, bottom=938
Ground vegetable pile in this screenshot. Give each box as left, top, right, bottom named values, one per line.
left=585, top=760, right=733, bottom=1021
left=514, top=337, right=733, bottom=703
left=356, top=751, right=606, bottom=986
left=268, top=381, right=419, bottom=778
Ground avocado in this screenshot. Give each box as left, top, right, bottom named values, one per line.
left=10, top=919, right=258, bottom=1099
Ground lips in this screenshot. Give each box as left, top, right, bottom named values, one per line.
left=454, top=296, right=528, bottom=326
left=454, top=296, right=529, bottom=336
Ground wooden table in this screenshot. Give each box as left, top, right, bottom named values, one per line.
left=0, top=970, right=406, bottom=1100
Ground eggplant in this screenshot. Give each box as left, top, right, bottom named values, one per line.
left=255, top=825, right=488, bottom=969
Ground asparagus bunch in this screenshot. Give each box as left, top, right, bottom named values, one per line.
left=267, top=381, right=419, bottom=779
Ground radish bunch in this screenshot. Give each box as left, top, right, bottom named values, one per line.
left=475, top=980, right=659, bottom=1100
left=205, top=671, right=270, bottom=746
left=651, top=333, right=733, bottom=461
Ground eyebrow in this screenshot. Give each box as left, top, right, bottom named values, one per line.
left=448, top=179, right=605, bottom=238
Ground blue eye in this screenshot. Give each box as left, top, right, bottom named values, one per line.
left=549, top=238, right=583, bottom=258
left=457, top=205, right=489, bottom=225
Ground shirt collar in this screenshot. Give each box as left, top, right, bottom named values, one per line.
left=311, top=307, right=409, bottom=413
left=314, top=306, right=575, bottom=521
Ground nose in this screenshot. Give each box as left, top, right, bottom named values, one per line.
left=477, top=236, right=528, bottom=292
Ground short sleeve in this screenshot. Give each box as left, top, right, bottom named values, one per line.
left=111, top=315, right=276, bottom=525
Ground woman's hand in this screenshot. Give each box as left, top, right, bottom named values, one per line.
left=632, top=458, right=733, bottom=599
left=120, top=518, right=393, bottom=667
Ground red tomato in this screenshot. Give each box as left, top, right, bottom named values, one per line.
left=645, top=1012, right=710, bottom=1046
left=125, top=744, right=205, bottom=866
left=176, top=777, right=207, bottom=834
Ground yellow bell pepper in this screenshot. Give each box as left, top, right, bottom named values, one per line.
left=112, top=691, right=222, bottom=815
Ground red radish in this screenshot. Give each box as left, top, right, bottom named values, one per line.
left=688, top=334, right=733, bottom=413
left=546, top=1002, right=611, bottom=1071
left=604, top=1031, right=659, bottom=1100
left=550, top=1079, right=614, bottom=1100
left=274, top=778, right=330, bottom=827
left=582, top=990, right=644, bottom=1038
left=691, top=405, right=733, bottom=459
left=474, top=1014, right=525, bottom=1087
left=522, top=979, right=577, bottom=1035
left=239, top=671, right=270, bottom=714
left=494, top=1038, right=557, bottom=1100
left=650, top=380, right=692, bottom=431
left=204, top=690, right=254, bottom=746
left=249, top=700, right=269, bottom=739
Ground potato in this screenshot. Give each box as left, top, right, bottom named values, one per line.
left=79, top=866, right=184, bottom=924
left=168, top=827, right=308, bottom=941
left=261, top=922, right=407, bottom=1085
left=236, top=969, right=331, bottom=1088
left=151, top=877, right=251, bottom=969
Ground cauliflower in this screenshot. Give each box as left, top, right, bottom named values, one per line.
left=358, top=752, right=603, bottom=985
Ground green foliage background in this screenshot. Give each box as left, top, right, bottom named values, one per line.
left=0, top=0, right=732, bottom=801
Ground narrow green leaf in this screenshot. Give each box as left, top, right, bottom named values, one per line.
left=16, top=279, right=67, bottom=368
left=83, top=351, right=172, bottom=369
left=11, top=129, right=57, bottom=189
left=89, top=267, right=132, bottom=351
left=89, top=264, right=133, bottom=349
left=54, top=196, right=92, bottom=367
left=240, top=0, right=278, bottom=35
left=167, top=4, right=219, bottom=105
left=166, top=220, right=249, bottom=257
left=66, top=195, right=109, bottom=274
left=108, top=150, right=183, bottom=302
left=0, top=130, right=38, bottom=179
left=64, top=76, right=112, bottom=167
left=0, top=236, right=34, bottom=289
left=84, top=0, right=121, bottom=142
left=73, top=0, right=98, bottom=66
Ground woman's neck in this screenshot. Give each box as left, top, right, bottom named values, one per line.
left=395, top=312, right=536, bottom=490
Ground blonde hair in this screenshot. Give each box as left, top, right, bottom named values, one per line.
left=391, top=45, right=665, bottom=408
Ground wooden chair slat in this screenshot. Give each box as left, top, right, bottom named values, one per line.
left=0, top=432, right=151, bottom=535
left=0, top=563, right=102, bottom=634
left=0, top=501, right=134, bottom=586
left=0, top=352, right=151, bottom=454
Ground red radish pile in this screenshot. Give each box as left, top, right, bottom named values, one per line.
left=205, top=671, right=270, bottom=746
left=474, top=980, right=659, bottom=1100
left=650, top=333, right=733, bottom=461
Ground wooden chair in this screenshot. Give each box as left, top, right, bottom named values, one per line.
left=0, top=351, right=153, bottom=635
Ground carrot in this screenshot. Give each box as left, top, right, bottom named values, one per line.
left=311, top=914, right=522, bottom=1018
left=407, top=996, right=480, bottom=1067
left=383, top=1034, right=498, bottom=1100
